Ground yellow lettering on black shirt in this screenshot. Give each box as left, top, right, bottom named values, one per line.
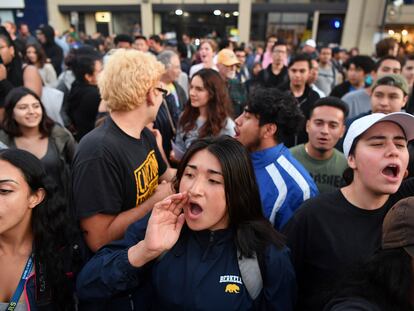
left=134, top=150, right=159, bottom=205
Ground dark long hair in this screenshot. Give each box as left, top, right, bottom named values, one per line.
left=174, top=136, right=285, bottom=257
left=0, top=149, right=79, bottom=309
left=179, top=69, right=232, bottom=138
left=0, top=26, right=23, bottom=87
left=2, top=86, right=54, bottom=138
left=326, top=248, right=414, bottom=311
left=24, top=43, right=47, bottom=67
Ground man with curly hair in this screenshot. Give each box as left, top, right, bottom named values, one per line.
left=72, top=49, right=176, bottom=253
left=235, top=87, right=318, bottom=230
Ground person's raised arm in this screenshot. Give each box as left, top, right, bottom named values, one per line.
left=23, top=64, right=42, bottom=97
left=128, top=192, right=187, bottom=267
left=76, top=193, right=188, bottom=300
left=81, top=180, right=174, bottom=252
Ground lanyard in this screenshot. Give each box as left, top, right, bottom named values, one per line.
left=7, top=254, right=34, bottom=311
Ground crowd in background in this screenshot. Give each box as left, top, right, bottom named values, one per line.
left=1, top=19, right=414, bottom=311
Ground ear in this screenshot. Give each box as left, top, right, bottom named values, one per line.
left=370, top=70, right=376, bottom=80
left=404, top=169, right=409, bottom=179
left=339, top=124, right=346, bottom=138
left=147, top=87, right=156, bottom=107
left=347, top=154, right=357, bottom=170
left=402, top=95, right=409, bottom=108
left=305, top=120, right=310, bottom=134
left=263, top=123, right=277, bottom=139
left=28, top=188, right=46, bottom=209
left=84, top=73, right=93, bottom=84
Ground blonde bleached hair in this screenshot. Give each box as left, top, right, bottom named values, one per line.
left=98, top=49, right=165, bottom=111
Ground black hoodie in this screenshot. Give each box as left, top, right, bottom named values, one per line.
left=0, top=26, right=23, bottom=108
left=67, top=80, right=101, bottom=141
left=278, top=82, right=320, bottom=147
left=38, top=24, right=63, bottom=75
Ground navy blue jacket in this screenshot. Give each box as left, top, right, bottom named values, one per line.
left=77, top=222, right=296, bottom=311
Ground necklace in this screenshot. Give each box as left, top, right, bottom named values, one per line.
left=304, top=143, right=310, bottom=155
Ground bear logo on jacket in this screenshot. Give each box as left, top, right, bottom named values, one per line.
left=225, top=284, right=240, bottom=294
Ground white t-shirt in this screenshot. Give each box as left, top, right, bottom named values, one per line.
left=189, top=63, right=219, bottom=78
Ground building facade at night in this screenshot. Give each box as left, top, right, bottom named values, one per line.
left=2, top=0, right=414, bottom=54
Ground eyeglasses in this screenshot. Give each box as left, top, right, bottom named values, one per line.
left=155, top=87, right=168, bottom=99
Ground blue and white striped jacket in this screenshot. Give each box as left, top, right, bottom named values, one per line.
left=251, top=144, right=319, bottom=230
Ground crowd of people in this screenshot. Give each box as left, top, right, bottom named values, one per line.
left=1, top=19, right=414, bottom=310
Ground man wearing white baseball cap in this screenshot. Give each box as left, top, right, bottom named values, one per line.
left=324, top=196, right=414, bottom=310
left=284, top=111, right=414, bottom=311
left=343, top=112, right=414, bottom=158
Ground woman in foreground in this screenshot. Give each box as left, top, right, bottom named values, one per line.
left=77, top=136, right=296, bottom=310
left=0, top=149, right=80, bottom=310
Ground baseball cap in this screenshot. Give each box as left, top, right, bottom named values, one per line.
left=343, top=112, right=414, bottom=158
left=305, top=39, right=316, bottom=48
left=217, top=49, right=240, bottom=66
left=382, top=197, right=414, bottom=257
left=371, top=74, right=409, bottom=95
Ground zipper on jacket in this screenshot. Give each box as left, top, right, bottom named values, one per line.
left=202, top=231, right=215, bottom=261
left=129, top=293, right=135, bottom=310
left=209, top=231, right=215, bottom=243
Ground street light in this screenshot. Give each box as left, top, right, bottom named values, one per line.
left=381, top=0, right=404, bottom=38
left=333, top=20, right=341, bottom=29
left=213, top=10, right=221, bottom=16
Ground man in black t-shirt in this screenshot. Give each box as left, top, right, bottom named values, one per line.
left=72, top=49, right=176, bottom=252
left=256, top=41, right=289, bottom=89
left=284, top=112, right=414, bottom=311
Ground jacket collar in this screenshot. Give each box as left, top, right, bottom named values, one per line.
left=250, top=144, right=286, bottom=168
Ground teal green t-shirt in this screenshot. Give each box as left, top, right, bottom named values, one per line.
left=290, top=144, right=348, bottom=193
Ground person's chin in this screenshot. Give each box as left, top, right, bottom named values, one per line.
left=315, top=146, right=329, bottom=153
left=373, top=109, right=391, bottom=114
left=375, top=183, right=402, bottom=195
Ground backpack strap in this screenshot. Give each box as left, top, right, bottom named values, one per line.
left=237, top=250, right=263, bottom=300
left=162, top=98, right=176, bottom=135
